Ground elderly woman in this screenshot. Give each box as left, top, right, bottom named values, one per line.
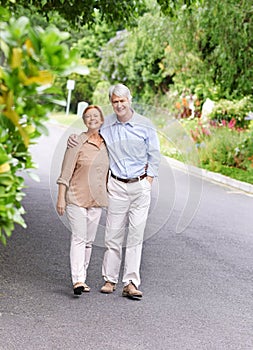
left=56, top=105, right=109, bottom=295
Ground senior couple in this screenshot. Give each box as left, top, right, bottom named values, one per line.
left=56, top=83, right=160, bottom=299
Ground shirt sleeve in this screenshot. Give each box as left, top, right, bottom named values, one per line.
left=146, top=121, right=161, bottom=177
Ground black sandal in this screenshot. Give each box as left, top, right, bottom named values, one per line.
left=73, top=282, right=85, bottom=295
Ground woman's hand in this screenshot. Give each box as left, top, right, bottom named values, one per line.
left=56, top=197, right=66, bottom=216
left=67, top=134, right=79, bottom=148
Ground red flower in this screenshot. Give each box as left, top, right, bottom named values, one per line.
left=228, top=118, right=236, bottom=129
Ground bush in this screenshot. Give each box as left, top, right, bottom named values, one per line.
left=180, top=118, right=253, bottom=183
left=198, top=127, right=245, bottom=168
left=209, top=97, right=253, bottom=129
left=0, top=13, right=78, bottom=245
left=236, top=125, right=253, bottom=171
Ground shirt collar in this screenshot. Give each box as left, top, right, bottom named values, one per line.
left=79, top=132, right=89, bottom=143
left=112, top=109, right=136, bottom=127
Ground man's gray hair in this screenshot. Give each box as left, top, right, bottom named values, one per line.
left=109, top=84, right=132, bottom=102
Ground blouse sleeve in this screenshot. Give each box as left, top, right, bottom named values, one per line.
left=56, top=138, right=82, bottom=188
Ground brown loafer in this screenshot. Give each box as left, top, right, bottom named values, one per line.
left=100, top=281, right=116, bottom=294
left=83, top=283, right=91, bottom=292
left=122, top=282, right=142, bottom=299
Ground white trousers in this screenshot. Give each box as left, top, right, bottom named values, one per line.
left=66, top=204, right=102, bottom=285
left=102, top=176, right=151, bottom=288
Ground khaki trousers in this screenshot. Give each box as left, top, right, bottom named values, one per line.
left=102, top=176, right=151, bottom=288
left=66, top=204, right=102, bottom=285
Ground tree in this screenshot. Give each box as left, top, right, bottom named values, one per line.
left=157, top=0, right=198, bottom=16
left=98, top=6, right=172, bottom=103
left=0, top=0, right=147, bottom=27
left=161, top=0, right=253, bottom=99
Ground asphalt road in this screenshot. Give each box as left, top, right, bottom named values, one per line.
left=1, top=123, right=253, bottom=350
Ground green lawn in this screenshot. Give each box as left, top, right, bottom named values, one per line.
left=49, top=112, right=80, bottom=125
left=49, top=111, right=85, bottom=130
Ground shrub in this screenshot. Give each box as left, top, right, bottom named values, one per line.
left=0, top=13, right=78, bottom=245
left=179, top=118, right=253, bottom=183
left=208, top=97, right=253, bottom=129
left=236, top=125, right=253, bottom=171
left=198, top=127, right=244, bottom=168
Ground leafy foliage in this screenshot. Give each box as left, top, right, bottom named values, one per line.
left=157, top=0, right=197, bottom=16
left=0, top=13, right=79, bottom=244
left=0, top=0, right=147, bottom=27
left=164, top=0, right=253, bottom=99
left=209, top=97, right=253, bottom=129
left=97, top=0, right=253, bottom=107
left=198, top=1, right=253, bottom=98
left=179, top=118, right=253, bottom=183
left=98, top=7, right=172, bottom=102
left=63, top=16, right=117, bottom=109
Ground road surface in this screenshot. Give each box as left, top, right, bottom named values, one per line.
left=1, top=123, right=253, bottom=350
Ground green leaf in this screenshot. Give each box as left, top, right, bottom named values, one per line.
left=34, top=121, right=49, bottom=135
left=9, top=16, right=30, bottom=39
left=0, top=173, right=14, bottom=185
left=0, top=145, right=9, bottom=164
left=0, top=232, right=7, bottom=246
left=0, top=6, right=11, bottom=21
left=26, top=171, right=40, bottom=182
left=13, top=210, right=27, bottom=228
left=4, top=225, right=13, bottom=237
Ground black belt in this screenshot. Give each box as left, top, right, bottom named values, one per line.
left=111, top=173, right=147, bottom=183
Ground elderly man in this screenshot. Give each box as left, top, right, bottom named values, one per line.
left=68, top=84, right=160, bottom=299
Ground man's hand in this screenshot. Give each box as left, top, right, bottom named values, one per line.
left=146, top=176, right=153, bottom=184
left=67, top=133, right=79, bottom=148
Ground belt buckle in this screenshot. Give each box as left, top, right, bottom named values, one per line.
left=139, top=174, right=146, bottom=181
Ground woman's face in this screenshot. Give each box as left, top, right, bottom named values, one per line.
left=83, top=108, right=103, bottom=131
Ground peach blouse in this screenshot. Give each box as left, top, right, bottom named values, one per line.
left=57, top=132, right=109, bottom=208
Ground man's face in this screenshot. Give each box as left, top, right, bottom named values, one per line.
left=111, top=94, right=131, bottom=120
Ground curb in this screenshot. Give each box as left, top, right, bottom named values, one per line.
left=165, top=157, right=253, bottom=195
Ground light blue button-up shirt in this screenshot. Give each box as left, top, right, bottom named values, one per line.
left=100, top=111, right=160, bottom=179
